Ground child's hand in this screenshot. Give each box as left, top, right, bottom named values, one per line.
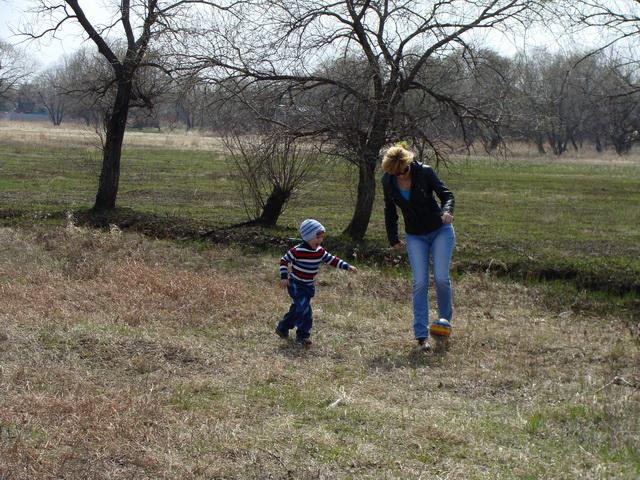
left=280, top=278, right=289, bottom=289
left=348, top=265, right=358, bottom=273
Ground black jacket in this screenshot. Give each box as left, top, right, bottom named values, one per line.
left=382, top=161, right=455, bottom=246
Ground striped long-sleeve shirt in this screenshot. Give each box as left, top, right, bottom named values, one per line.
left=280, top=243, right=351, bottom=284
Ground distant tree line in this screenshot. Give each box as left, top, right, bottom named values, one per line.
left=9, top=46, right=638, bottom=157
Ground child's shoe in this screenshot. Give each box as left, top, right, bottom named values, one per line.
left=416, top=338, right=431, bottom=352
left=296, top=337, right=312, bottom=346
left=275, top=327, right=288, bottom=339
left=429, top=319, right=452, bottom=338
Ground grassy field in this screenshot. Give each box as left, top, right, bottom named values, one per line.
left=1, top=122, right=639, bottom=478
left=0, top=224, right=638, bottom=479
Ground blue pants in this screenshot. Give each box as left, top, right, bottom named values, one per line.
left=277, top=279, right=315, bottom=340
left=405, top=224, right=456, bottom=340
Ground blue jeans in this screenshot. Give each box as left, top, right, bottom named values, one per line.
left=277, top=279, right=315, bottom=340
left=405, top=225, right=456, bottom=339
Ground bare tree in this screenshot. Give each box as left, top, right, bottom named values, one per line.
left=567, top=1, right=640, bottom=52
left=34, top=64, right=71, bottom=125
left=184, top=0, right=549, bottom=239
left=25, top=1, right=226, bottom=210
left=224, top=131, right=318, bottom=226
left=537, top=2, right=640, bottom=154
left=0, top=40, right=32, bottom=104
left=536, top=52, right=592, bottom=155
left=60, top=48, right=116, bottom=130
left=459, top=49, right=515, bottom=153
left=170, top=77, right=207, bottom=131
left=593, top=57, right=640, bottom=154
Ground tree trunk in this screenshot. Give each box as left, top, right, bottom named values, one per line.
left=258, top=187, right=290, bottom=226
left=93, top=80, right=132, bottom=210
left=570, top=136, right=579, bottom=152
left=54, top=105, right=63, bottom=126
left=534, top=133, right=546, bottom=155
left=595, top=136, right=603, bottom=153
left=613, top=134, right=631, bottom=155
left=343, top=154, right=378, bottom=240
left=484, top=132, right=501, bottom=153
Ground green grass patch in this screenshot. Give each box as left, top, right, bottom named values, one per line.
left=168, top=382, right=224, bottom=411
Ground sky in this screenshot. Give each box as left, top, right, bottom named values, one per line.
left=0, top=0, right=109, bottom=69
left=0, top=0, right=633, bottom=71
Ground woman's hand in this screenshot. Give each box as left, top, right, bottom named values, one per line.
left=441, top=212, right=454, bottom=224
left=392, top=240, right=405, bottom=250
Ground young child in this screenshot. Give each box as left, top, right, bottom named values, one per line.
left=276, top=219, right=357, bottom=345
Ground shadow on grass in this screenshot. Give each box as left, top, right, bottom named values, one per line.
left=272, top=335, right=324, bottom=360
left=368, top=346, right=450, bottom=371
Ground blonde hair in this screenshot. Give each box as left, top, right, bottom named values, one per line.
left=381, top=143, right=414, bottom=175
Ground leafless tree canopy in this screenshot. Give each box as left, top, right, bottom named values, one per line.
left=223, top=132, right=319, bottom=225
left=0, top=40, right=32, bottom=100
left=176, top=0, right=550, bottom=239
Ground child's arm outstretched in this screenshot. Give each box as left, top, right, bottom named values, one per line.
left=321, top=249, right=357, bottom=273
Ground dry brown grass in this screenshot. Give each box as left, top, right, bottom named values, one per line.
left=4, top=121, right=640, bottom=167
left=0, top=224, right=638, bottom=479
left=464, top=137, right=640, bottom=164
left=0, top=120, right=226, bottom=151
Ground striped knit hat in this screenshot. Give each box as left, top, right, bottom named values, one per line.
left=300, top=218, right=325, bottom=242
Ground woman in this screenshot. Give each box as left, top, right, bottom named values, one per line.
left=381, top=143, right=456, bottom=351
